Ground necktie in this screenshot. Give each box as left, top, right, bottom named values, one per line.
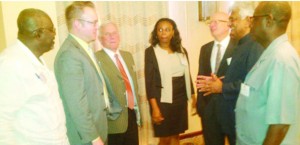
left=215, top=44, right=222, bottom=73
left=114, top=54, right=134, bottom=109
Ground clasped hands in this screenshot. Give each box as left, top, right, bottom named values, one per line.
left=195, top=73, right=224, bottom=96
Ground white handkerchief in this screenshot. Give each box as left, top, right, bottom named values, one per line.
left=227, top=57, right=232, bottom=65
left=240, top=83, right=250, bottom=97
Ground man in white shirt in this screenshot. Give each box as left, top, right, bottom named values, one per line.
left=0, top=8, right=69, bottom=145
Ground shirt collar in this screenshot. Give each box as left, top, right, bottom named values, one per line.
left=103, top=47, right=120, bottom=58
left=69, top=33, right=90, bottom=52
left=214, top=34, right=230, bottom=48
left=17, top=39, right=46, bottom=67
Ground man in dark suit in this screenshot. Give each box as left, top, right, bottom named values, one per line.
left=196, top=12, right=237, bottom=145
left=95, top=22, right=141, bottom=145
left=197, top=2, right=264, bottom=145
left=54, top=2, right=110, bottom=145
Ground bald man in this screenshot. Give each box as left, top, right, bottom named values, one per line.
left=196, top=12, right=237, bottom=145
left=236, top=2, right=300, bottom=145
left=0, top=8, right=69, bottom=145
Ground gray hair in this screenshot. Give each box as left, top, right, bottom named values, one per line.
left=230, top=2, right=257, bottom=19
left=99, top=20, right=119, bottom=36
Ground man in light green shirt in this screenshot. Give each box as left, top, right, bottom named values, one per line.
left=236, top=2, right=300, bottom=145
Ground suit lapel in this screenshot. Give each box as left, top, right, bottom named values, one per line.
left=67, top=35, right=99, bottom=72
left=205, top=43, right=214, bottom=73
left=97, top=50, right=122, bottom=78
left=217, top=38, right=236, bottom=76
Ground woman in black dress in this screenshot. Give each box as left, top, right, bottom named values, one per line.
left=144, top=18, right=195, bottom=145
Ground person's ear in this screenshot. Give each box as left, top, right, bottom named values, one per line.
left=266, top=14, right=274, bottom=27
left=32, top=30, right=41, bottom=39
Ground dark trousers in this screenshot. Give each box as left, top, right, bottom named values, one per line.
left=201, top=110, right=236, bottom=145
left=108, top=108, right=139, bottom=145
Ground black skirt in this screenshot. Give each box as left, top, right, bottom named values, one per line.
left=153, top=75, right=188, bottom=137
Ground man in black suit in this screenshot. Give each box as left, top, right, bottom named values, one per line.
left=196, top=12, right=236, bottom=145
left=197, top=2, right=264, bottom=145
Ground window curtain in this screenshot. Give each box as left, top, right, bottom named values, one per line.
left=55, top=2, right=168, bottom=145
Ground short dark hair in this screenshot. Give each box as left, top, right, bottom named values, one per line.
left=149, top=18, right=183, bottom=53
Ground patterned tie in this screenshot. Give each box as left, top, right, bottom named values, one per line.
left=114, top=54, right=134, bottom=109
left=215, top=44, right=222, bottom=73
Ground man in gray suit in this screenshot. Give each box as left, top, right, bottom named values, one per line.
left=95, top=22, right=141, bottom=145
left=54, top=2, right=108, bottom=145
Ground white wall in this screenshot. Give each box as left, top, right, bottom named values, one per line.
left=1, top=2, right=58, bottom=70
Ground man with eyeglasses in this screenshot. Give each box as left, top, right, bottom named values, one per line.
left=198, top=2, right=264, bottom=145
left=54, top=1, right=110, bottom=145
left=0, top=8, right=69, bottom=145
left=195, top=12, right=237, bottom=145
left=236, top=2, right=300, bottom=145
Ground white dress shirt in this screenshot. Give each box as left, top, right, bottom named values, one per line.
left=0, top=40, right=69, bottom=145
left=210, top=35, right=230, bottom=73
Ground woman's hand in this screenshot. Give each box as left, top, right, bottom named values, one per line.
left=152, top=107, right=164, bottom=125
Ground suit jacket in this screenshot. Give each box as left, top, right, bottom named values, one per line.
left=95, top=49, right=140, bottom=134
left=54, top=35, right=108, bottom=145
left=219, top=34, right=263, bottom=119
left=196, top=38, right=236, bottom=117
left=144, top=46, right=194, bottom=102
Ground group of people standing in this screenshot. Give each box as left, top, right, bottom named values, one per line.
left=0, top=1, right=299, bottom=145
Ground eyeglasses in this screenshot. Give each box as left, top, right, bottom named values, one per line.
left=77, top=19, right=98, bottom=26
left=250, top=14, right=269, bottom=21
left=32, top=27, right=56, bottom=34
left=205, top=19, right=228, bottom=25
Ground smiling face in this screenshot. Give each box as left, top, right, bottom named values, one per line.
left=156, top=21, right=174, bottom=45
left=99, top=23, right=120, bottom=52
left=229, top=8, right=250, bottom=41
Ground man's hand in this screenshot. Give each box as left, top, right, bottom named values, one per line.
left=196, top=73, right=224, bottom=96
left=92, top=138, right=104, bottom=145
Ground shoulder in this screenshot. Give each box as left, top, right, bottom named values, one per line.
left=202, top=41, right=214, bottom=48
left=119, top=50, right=132, bottom=57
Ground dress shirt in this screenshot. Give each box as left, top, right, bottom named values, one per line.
left=0, top=40, right=69, bottom=145
left=102, top=48, right=138, bottom=107
left=236, top=34, right=300, bottom=145
left=210, top=35, right=230, bottom=73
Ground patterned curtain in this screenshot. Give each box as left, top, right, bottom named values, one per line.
left=55, top=2, right=168, bottom=145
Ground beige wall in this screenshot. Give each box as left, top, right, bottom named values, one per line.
left=0, top=2, right=6, bottom=52
left=1, top=2, right=58, bottom=70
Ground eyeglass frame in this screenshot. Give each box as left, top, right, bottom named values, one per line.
left=31, top=27, right=56, bottom=34
left=205, top=19, right=229, bottom=25
left=77, top=18, right=98, bottom=26
left=249, top=14, right=270, bottom=22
